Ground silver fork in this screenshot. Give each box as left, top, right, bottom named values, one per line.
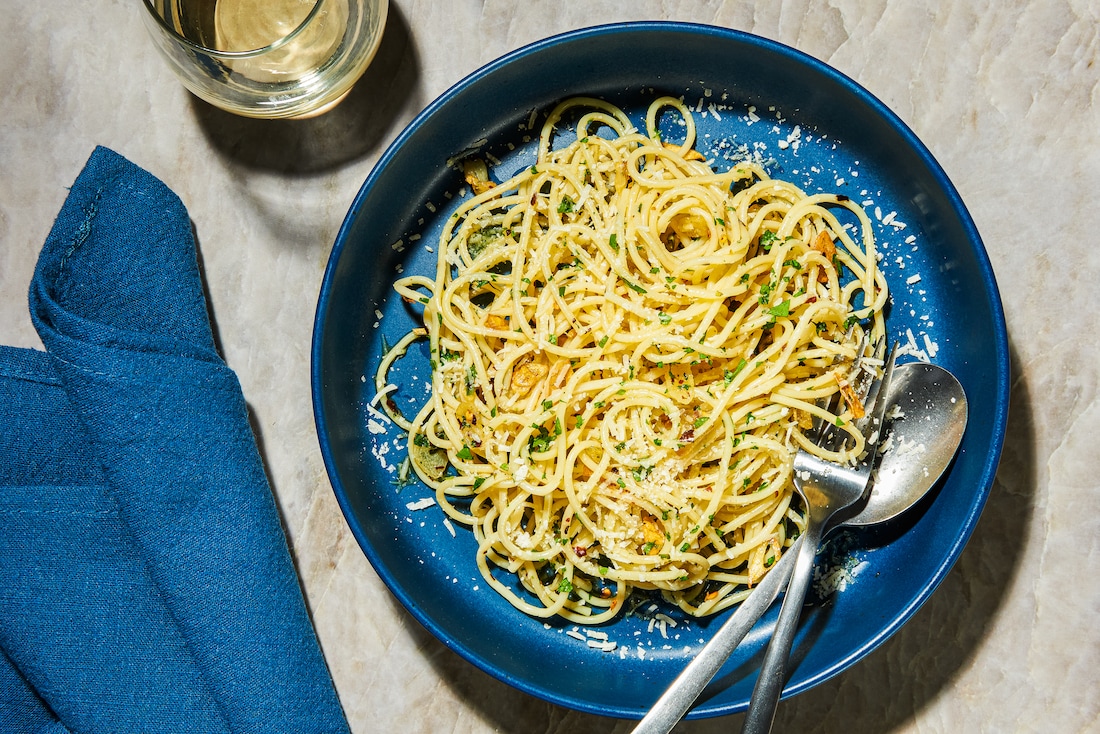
left=741, top=341, right=897, bottom=734
left=631, top=336, right=884, bottom=734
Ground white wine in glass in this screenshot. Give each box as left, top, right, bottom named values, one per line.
left=142, top=0, right=386, bottom=118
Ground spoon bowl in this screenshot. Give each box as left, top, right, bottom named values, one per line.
left=846, top=361, right=968, bottom=526
left=633, top=360, right=968, bottom=734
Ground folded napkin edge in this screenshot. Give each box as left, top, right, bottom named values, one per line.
left=0, top=345, right=61, bottom=386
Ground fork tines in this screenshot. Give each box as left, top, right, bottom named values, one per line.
left=852, top=340, right=898, bottom=457
left=821, top=335, right=894, bottom=458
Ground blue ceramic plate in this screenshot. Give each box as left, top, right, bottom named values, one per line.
left=313, top=23, right=1009, bottom=719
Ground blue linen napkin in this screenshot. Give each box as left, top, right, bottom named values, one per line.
left=0, top=147, right=350, bottom=733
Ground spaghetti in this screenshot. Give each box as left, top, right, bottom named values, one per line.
left=379, top=96, right=888, bottom=623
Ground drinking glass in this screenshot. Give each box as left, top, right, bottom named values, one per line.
left=141, top=0, right=388, bottom=119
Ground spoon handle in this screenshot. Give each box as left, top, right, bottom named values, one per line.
left=741, top=521, right=825, bottom=734
left=631, top=538, right=801, bottom=734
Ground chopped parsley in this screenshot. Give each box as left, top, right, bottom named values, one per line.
left=465, top=364, right=477, bottom=393
left=467, top=225, right=503, bottom=259
left=759, top=230, right=779, bottom=251
left=767, top=300, right=791, bottom=318
left=528, top=417, right=563, bottom=453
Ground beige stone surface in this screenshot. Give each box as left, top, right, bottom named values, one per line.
left=2, top=1, right=1098, bottom=732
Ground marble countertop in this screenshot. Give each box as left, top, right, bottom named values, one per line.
left=3, top=1, right=1097, bottom=732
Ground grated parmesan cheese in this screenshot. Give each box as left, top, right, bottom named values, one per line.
left=813, top=558, right=869, bottom=596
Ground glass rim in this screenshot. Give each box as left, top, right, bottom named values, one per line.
left=141, top=0, right=330, bottom=58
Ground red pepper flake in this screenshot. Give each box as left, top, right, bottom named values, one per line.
left=573, top=546, right=587, bottom=557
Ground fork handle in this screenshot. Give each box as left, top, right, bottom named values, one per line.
left=631, top=538, right=802, bottom=734
left=741, top=520, right=825, bottom=734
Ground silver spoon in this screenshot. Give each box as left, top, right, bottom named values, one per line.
left=632, top=361, right=968, bottom=734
